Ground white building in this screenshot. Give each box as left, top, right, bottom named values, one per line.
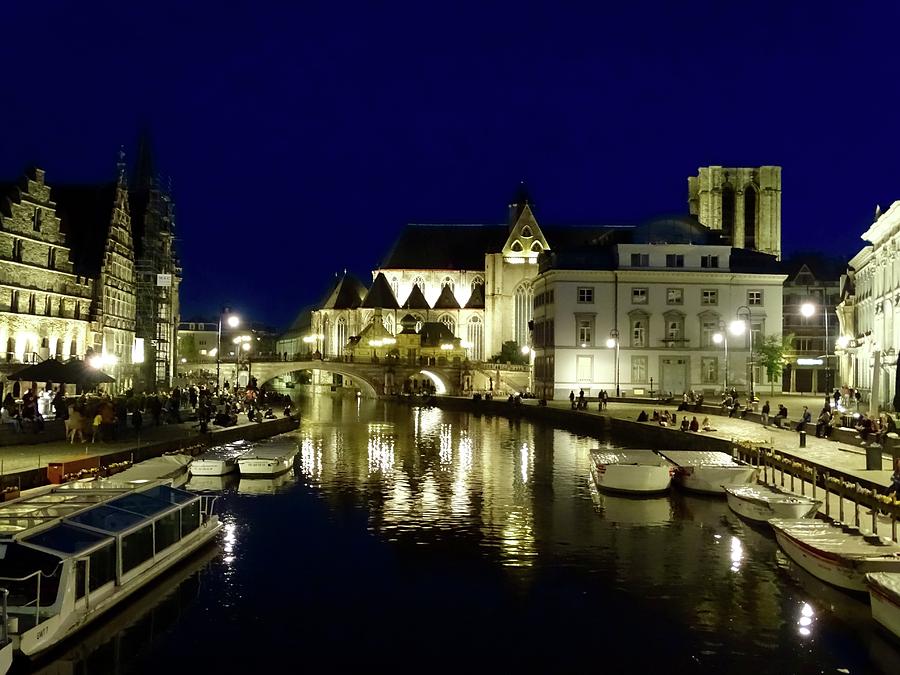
left=533, top=217, right=785, bottom=400
left=836, top=204, right=900, bottom=412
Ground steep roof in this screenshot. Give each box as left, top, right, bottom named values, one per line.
left=361, top=272, right=399, bottom=309
left=419, top=322, right=455, bottom=347
left=464, top=283, right=485, bottom=309
left=320, top=273, right=367, bottom=310
left=401, top=283, right=431, bottom=309
left=433, top=284, right=461, bottom=309
left=54, top=183, right=117, bottom=277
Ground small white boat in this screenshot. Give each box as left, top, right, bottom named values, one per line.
left=105, top=455, right=193, bottom=488
left=658, top=450, right=758, bottom=495
left=724, top=485, right=821, bottom=523
left=0, top=480, right=220, bottom=658
left=0, top=589, right=12, bottom=675
left=237, top=441, right=298, bottom=477
left=867, top=572, right=900, bottom=640
left=190, top=441, right=251, bottom=476
left=589, top=449, right=673, bottom=495
left=770, top=519, right=900, bottom=592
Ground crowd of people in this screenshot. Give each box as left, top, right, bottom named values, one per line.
left=568, top=389, right=609, bottom=410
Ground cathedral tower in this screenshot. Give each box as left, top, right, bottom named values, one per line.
left=687, top=166, right=781, bottom=259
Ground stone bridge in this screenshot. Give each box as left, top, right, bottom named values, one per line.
left=177, top=357, right=531, bottom=398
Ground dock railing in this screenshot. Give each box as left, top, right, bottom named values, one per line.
left=199, top=495, right=219, bottom=519
left=0, top=567, right=61, bottom=629
left=731, top=439, right=900, bottom=541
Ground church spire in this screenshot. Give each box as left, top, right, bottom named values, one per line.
left=508, top=180, right=534, bottom=230
left=134, top=128, right=156, bottom=190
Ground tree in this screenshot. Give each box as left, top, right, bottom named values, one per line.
left=754, top=333, right=794, bottom=395
left=488, top=341, right=529, bottom=365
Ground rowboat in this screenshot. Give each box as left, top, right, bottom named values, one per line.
left=190, top=441, right=251, bottom=476
left=657, top=450, right=757, bottom=495
left=589, top=449, right=673, bottom=495
left=770, top=519, right=900, bottom=591
left=0, top=480, right=220, bottom=659
left=237, top=440, right=298, bottom=478
left=866, top=572, right=900, bottom=640
left=724, top=484, right=820, bottom=523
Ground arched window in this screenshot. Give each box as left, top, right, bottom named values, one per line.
left=629, top=312, right=648, bottom=348
left=5, top=337, right=14, bottom=362
left=336, top=317, right=347, bottom=354
left=467, top=316, right=484, bottom=361
left=744, top=185, right=757, bottom=249
left=521, top=225, right=533, bottom=238
left=471, top=276, right=484, bottom=292
left=722, top=184, right=735, bottom=239
left=390, top=276, right=399, bottom=299
left=413, top=276, right=426, bottom=292
left=322, top=316, right=330, bottom=356
left=68, top=338, right=76, bottom=359
left=412, top=313, right=424, bottom=333
left=514, top=283, right=533, bottom=346
left=511, top=240, right=523, bottom=252
left=441, top=276, right=454, bottom=290
left=530, top=241, right=543, bottom=252
left=383, top=313, right=395, bottom=336
left=439, top=314, right=455, bottom=336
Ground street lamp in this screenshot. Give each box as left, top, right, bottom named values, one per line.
left=606, top=329, right=620, bottom=397
left=233, top=335, right=251, bottom=387
left=800, top=300, right=831, bottom=392
left=712, top=327, right=728, bottom=392
left=730, top=305, right=754, bottom=400
left=216, top=309, right=240, bottom=392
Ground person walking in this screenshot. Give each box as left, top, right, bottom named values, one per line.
left=796, top=406, right=811, bottom=432
left=761, top=400, right=770, bottom=427
left=569, top=390, right=576, bottom=410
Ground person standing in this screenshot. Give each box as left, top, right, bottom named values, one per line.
left=761, top=400, right=771, bottom=427
left=569, top=390, right=575, bottom=410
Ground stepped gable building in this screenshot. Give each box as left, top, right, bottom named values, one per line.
left=302, top=167, right=783, bottom=399
left=0, top=140, right=180, bottom=393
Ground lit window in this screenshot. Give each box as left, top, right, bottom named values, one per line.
left=748, top=290, right=763, bottom=306
left=666, top=288, right=683, bottom=305
left=632, top=288, right=648, bottom=304
left=702, top=289, right=718, bottom=305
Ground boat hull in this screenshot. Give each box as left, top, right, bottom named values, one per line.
left=590, top=463, right=671, bottom=495
left=0, top=641, right=11, bottom=675
left=238, top=456, right=294, bottom=477
left=867, top=573, right=900, bottom=640
left=676, top=466, right=758, bottom=495
left=190, top=458, right=238, bottom=476
left=15, top=517, right=221, bottom=657
left=725, top=489, right=820, bottom=523
left=772, top=527, right=900, bottom=592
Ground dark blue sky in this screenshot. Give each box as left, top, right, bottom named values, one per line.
left=2, top=1, right=896, bottom=328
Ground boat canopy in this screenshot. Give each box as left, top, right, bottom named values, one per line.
left=590, top=449, right=667, bottom=466
left=660, top=451, right=742, bottom=467
left=24, top=523, right=113, bottom=555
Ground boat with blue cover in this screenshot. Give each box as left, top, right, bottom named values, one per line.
left=0, top=480, right=220, bottom=661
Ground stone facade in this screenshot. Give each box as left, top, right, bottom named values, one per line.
left=688, top=166, right=782, bottom=259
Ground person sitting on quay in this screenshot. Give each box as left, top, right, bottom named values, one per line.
left=693, top=393, right=704, bottom=411
left=722, top=393, right=734, bottom=410
left=772, top=404, right=788, bottom=429
left=701, top=416, right=716, bottom=432
left=659, top=410, right=671, bottom=427
left=815, top=407, right=831, bottom=438
left=855, top=413, right=874, bottom=442
left=689, top=416, right=700, bottom=432
left=1, top=404, right=21, bottom=433
left=636, top=410, right=649, bottom=422
left=728, top=397, right=741, bottom=418
left=651, top=409, right=660, bottom=421
left=680, top=416, right=690, bottom=432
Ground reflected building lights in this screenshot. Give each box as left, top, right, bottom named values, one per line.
left=439, top=424, right=453, bottom=466
left=222, top=517, right=238, bottom=566
left=730, top=536, right=743, bottom=573
left=367, top=426, right=396, bottom=475
left=450, top=433, right=475, bottom=515
left=797, top=602, right=815, bottom=638
left=299, top=437, right=323, bottom=481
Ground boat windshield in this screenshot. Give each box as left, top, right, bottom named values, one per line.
left=66, top=505, right=145, bottom=533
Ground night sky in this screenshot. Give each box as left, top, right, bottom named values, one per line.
left=2, top=1, right=897, bottom=328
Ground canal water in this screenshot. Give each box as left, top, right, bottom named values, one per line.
left=19, top=397, right=900, bottom=674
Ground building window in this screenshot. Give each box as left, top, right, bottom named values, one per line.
left=630, top=253, right=649, bottom=267
left=471, top=276, right=484, bottom=295
left=722, top=184, right=735, bottom=237
left=577, top=318, right=594, bottom=345
left=390, top=276, right=399, bottom=299
left=701, top=319, right=718, bottom=347
left=439, top=314, right=455, bottom=336
left=413, top=276, right=426, bottom=293
left=701, top=357, right=718, bottom=384
left=10, top=290, right=19, bottom=313
left=44, top=296, right=51, bottom=316
left=666, top=254, right=684, bottom=268
left=441, top=276, right=454, bottom=290
left=514, top=283, right=533, bottom=346
left=576, top=355, right=592, bottom=383
left=12, top=239, right=22, bottom=262
left=631, top=356, right=647, bottom=383
left=74, top=302, right=81, bottom=320
left=632, top=287, right=648, bottom=304
left=336, top=317, right=347, bottom=354
left=702, top=289, right=718, bottom=305
left=33, top=208, right=42, bottom=232
left=701, top=255, right=719, bottom=268
left=48, top=247, right=56, bottom=270
left=577, top=287, right=594, bottom=303
left=630, top=315, right=647, bottom=347
left=748, top=290, right=763, bottom=306
left=666, top=288, right=683, bottom=305
left=744, top=186, right=757, bottom=249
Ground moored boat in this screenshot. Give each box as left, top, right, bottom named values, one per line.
left=190, top=441, right=250, bottom=476
left=657, top=450, right=757, bottom=495
left=724, top=484, right=820, bottom=523
left=0, top=480, right=220, bottom=659
left=867, top=572, right=900, bottom=640
left=105, top=455, right=193, bottom=488
left=237, top=440, right=298, bottom=477
left=0, top=589, right=12, bottom=675
left=770, top=519, right=900, bottom=592
left=589, top=449, right=673, bottom=495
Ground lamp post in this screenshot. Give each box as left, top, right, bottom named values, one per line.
left=606, top=329, right=620, bottom=397
left=801, top=300, right=831, bottom=393
left=216, top=309, right=240, bottom=392
left=712, top=323, right=728, bottom=392
left=730, top=305, right=754, bottom=400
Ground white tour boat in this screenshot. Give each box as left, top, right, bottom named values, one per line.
left=657, top=450, right=758, bottom=495
left=0, top=480, right=220, bottom=660
left=724, top=484, right=821, bottom=523
left=866, top=572, right=900, bottom=640
left=589, top=449, right=673, bottom=495
left=106, top=455, right=193, bottom=488
left=770, top=519, right=900, bottom=592
left=190, top=441, right=251, bottom=476
left=237, top=440, right=299, bottom=478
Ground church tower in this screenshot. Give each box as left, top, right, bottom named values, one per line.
left=687, top=166, right=782, bottom=259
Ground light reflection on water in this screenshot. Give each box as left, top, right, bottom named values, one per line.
left=27, top=398, right=900, bottom=674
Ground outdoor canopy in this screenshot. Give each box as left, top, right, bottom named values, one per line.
left=7, top=358, right=115, bottom=386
